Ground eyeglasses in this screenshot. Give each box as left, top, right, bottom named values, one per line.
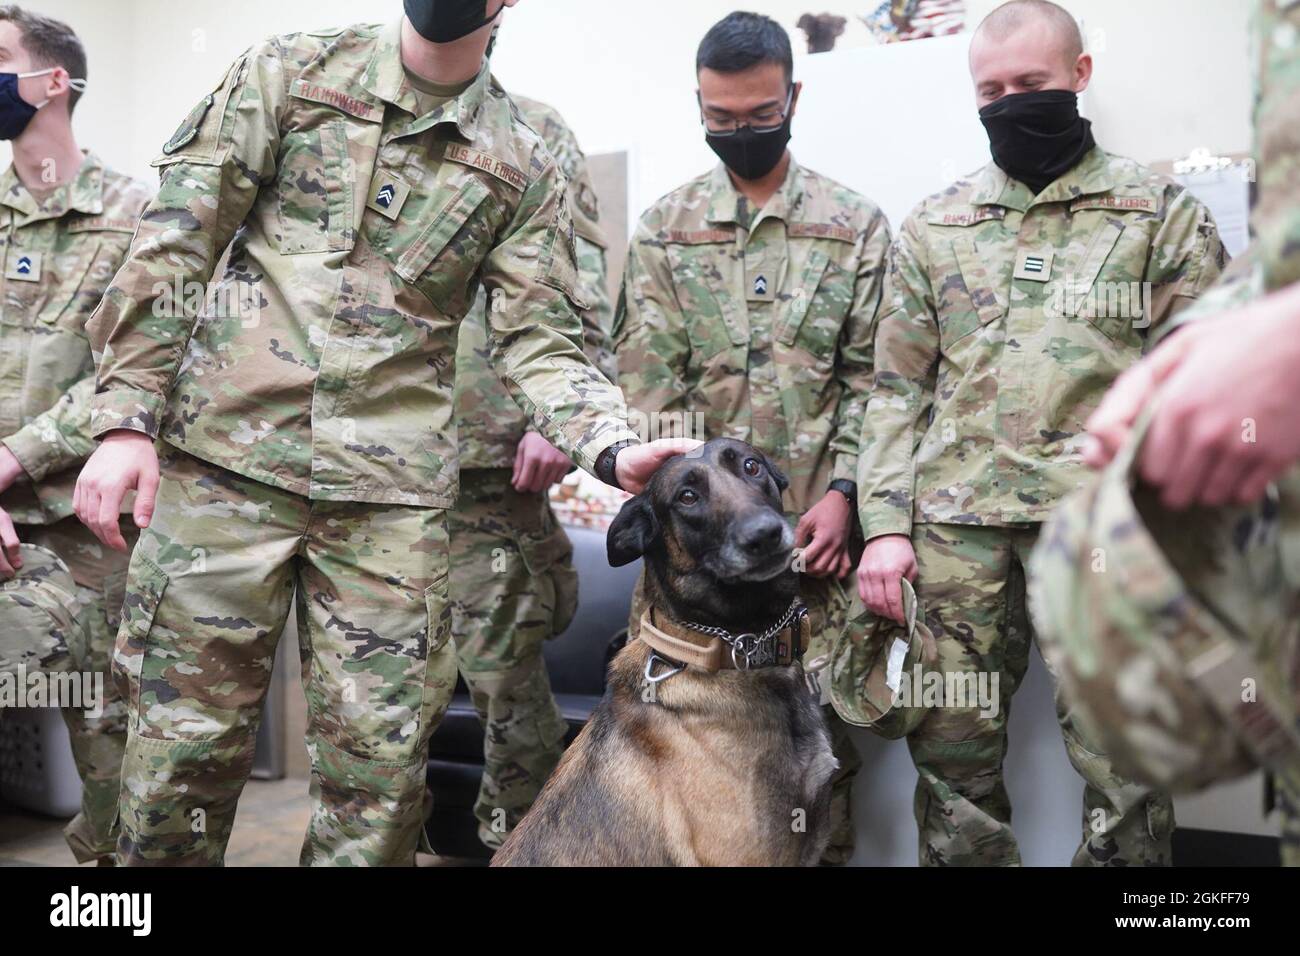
left=699, top=87, right=794, bottom=137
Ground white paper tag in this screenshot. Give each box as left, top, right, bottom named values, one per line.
left=885, top=637, right=910, bottom=694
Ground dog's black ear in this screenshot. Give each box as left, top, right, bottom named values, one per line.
left=607, top=495, right=660, bottom=567
left=760, top=451, right=789, bottom=493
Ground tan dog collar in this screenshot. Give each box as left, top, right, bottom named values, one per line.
left=639, top=599, right=811, bottom=680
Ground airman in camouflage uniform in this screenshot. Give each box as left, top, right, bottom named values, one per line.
left=0, top=6, right=152, bottom=865
left=857, top=135, right=1226, bottom=863
left=616, top=159, right=889, bottom=863
left=1036, top=0, right=1300, bottom=866
left=80, top=16, right=640, bottom=866
left=450, top=93, right=612, bottom=850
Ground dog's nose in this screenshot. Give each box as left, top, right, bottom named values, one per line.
left=739, top=513, right=786, bottom=556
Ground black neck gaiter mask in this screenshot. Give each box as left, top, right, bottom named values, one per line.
left=978, top=89, right=1096, bottom=195
left=405, top=0, right=494, bottom=43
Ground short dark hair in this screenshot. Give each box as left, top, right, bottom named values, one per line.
left=696, top=11, right=793, bottom=83
left=0, top=5, right=86, bottom=114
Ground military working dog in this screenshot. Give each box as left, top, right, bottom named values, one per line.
left=493, top=438, right=836, bottom=866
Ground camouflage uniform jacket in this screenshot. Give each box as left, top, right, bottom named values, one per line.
left=0, top=152, right=150, bottom=524
left=86, top=21, right=636, bottom=509
left=857, top=146, right=1227, bottom=540
left=615, top=159, right=890, bottom=517
left=454, top=93, right=614, bottom=470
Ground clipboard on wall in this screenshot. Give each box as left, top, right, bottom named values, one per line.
left=1153, top=148, right=1253, bottom=257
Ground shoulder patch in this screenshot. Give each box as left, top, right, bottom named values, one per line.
left=162, top=94, right=213, bottom=155
left=290, top=78, right=381, bottom=122
left=1068, top=195, right=1160, bottom=214
left=663, top=228, right=734, bottom=245
left=444, top=143, right=528, bottom=191
left=788, top=222, right=856, bottom=243
left=67, top=216, right=138, bottom=234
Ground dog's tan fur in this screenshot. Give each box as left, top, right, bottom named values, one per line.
left=493, top=439, right=837, bottom=867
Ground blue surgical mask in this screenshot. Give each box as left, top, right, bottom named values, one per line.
left=0, top=68, right=86, bottom=140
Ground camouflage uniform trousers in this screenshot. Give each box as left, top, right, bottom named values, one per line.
left=627, top=563, right=863, bottom=865
left=9, top=518, right=133, bottom=864
left=447, top=468, right=575, bottom=850
left=909, top=523, right=1174, bottom=866
left=112, top=445, right=456, bottom=866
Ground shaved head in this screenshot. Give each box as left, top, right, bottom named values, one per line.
left=968, top=0, right=1091, bottom=107
left=974, top=0, right=1083, bottom=65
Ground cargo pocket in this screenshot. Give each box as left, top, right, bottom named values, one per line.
left=115, top=553, right=169, bottom=718
left=517, top=523, right=579, bottom=638
left=423, top=569, right=452, bottom=656
left=275, top=120, right=355, bottom=255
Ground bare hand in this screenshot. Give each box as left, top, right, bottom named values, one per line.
left=856, top=533, right=918, bottom=624
left=613, top=438, right=704, bottom=495
left=1085, top=287, right=1300, bottom=508
left=795, top=490, right=852, bottom=578
left=0, top=445, right=24, bottom=495
left=512, top=431, right=573, bottom=493
left=74, top=431, right=160, bottom=552
left=0, top=507, right=21, bottom=578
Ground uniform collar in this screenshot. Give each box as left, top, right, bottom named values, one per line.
left=0, top=150, right=105, bottom=225
left=970, top=144, right=1114, bottom=211
left=360, top=18, right=491, bottom=139
left=705, top=155, right=803, bottom=228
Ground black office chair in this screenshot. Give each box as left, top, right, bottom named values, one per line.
left=423, top=525, right=639, bottom=859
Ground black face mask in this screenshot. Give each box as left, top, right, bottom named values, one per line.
left=978, top=89, right=1096, bottom=195
left=705, top=113, right=792, bottom=182
left=405, top=0, right=495, bottom=43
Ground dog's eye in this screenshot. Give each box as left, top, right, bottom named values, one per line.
left=677, top=488, right=698, bottom=506
left=743, top=458, right=761, bottom=477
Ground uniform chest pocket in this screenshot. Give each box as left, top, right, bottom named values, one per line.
left=395, top=177, right=493, bottom=316
left=276, top=121, right=355, bottom=255
left=778, top=249, right=851, bottom=360
left=666, top=243, right=746, bottom=360
left=938, top=237, right=1010, bottom=349
left=1061, top=221, right=1149, bottom=342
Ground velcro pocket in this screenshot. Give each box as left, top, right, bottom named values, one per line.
left=397, top=178, right=491, bottom=283
left=423, top=569, right=452, bottom=655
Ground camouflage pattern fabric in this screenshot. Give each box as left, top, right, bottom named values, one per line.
left=112, top=446, right=456, bottom=866
left=17, top=519, right=134, bottom=864
left=86, top=20, right=638, bottom=508
left=448, top=468, right=575, bottom=849
left=0, top=152, right=151, bottom=525
left=453, top=96, right=614, bottom=471
left=909, top=523, right=1172, bottom=866
left=614, top=159, right=889, bottom=517
left=0, top=153, right=148, bottom=863
left=859, top=146, right=1224, bottom=866
left=449, top=97, right=605, bottom=850
left=1035, top=0, right=1300, bottom=865
left=856, top=146, right=1226, bottom=540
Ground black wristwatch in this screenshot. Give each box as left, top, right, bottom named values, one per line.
left=596, top=439, right=638, bottom=490
left=829, top=479, right=857, bottom=509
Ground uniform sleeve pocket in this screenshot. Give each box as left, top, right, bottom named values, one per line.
left=121, top=554, right=168, bottom=640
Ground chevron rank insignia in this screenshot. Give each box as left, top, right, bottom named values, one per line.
left=367, top=176, right=410, bottom=220
left=5, top=249, right=40, bottom=282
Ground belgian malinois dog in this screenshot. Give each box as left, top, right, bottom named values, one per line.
left=493, top=438, right=836, bottom=866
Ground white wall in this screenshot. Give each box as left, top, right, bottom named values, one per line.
left=22, top=0, right=1252, bottom=232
